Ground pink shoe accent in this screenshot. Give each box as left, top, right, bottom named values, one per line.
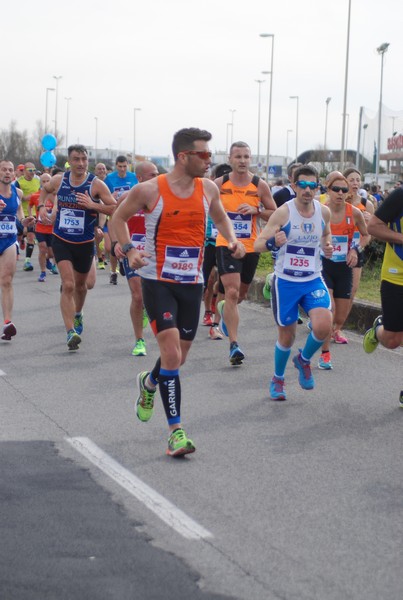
left=333, top=331, right=348, bottom=344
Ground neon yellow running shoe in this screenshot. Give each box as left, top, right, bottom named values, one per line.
left=363, top=315, right=383, bottom=354
left=132, top=338, right=147, bottom=356
left=136, top=371, right=156, bottom=422
left=166, top=428, right=195, bottom=457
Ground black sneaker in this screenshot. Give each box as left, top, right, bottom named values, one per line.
left=110, top=272, right=118, bottom=285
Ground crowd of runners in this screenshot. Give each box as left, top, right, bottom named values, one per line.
left=1, top=127, right=402, bottom=456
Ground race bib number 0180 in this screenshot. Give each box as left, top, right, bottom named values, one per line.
left=161, top=246, right=201, bottom=283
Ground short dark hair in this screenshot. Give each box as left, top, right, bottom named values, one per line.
left=172, top=128, right=212, bottom=161
left=115, top=155, right=127, bottom=164
left=287, top=162, right=303, bottom=180
left=68, top=144, right=87, bottom=157
left=229, top=141, right=250, bottom=155
left=293, top=164, right=319, bottom=182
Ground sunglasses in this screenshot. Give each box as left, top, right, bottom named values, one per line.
left=26, top=168, right=36, bottom=173
left=182, top=150, right=212, bottom=160
left=296, top=180, right=319, bottom=190
left=329, top=185, right=349, bottom=194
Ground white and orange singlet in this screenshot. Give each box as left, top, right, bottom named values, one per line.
left=138, top=174, right=209, bottom=284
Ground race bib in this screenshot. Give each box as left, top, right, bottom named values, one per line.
left=283, top=244, right=315, bottom=277
left=331, top=235, right=348, bottom=262
left=227, top=212, right=252, bottom=239
left=59, top=208, right=85, bottom=235
left=161, top=246, right=201, bottom=282
left=0, top=215, right=17, bottom=238
left=131, top=233, right=146, bottom=252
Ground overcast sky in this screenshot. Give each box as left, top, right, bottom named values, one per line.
left=3, top=0, right=403, bottom=163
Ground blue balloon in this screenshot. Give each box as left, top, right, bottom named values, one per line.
left=40, top=151, right=57, bottom=168
left=41, top=134, right=57, bottom=151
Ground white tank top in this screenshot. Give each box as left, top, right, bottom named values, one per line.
left=275, top=199, right=324, bottom=282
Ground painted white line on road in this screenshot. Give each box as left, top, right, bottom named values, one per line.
left=0, top=370, right=6, bottom=376
left=66, top=436, right=213, bottom=541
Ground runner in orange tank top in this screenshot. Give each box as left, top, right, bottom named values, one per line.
left=29, top=172, right=58, bottom=282
left=318, top=172, right=369, bottom=368
left=113, top=128, right=245, bottom=458
left=214, top=141, right=276, bottom=365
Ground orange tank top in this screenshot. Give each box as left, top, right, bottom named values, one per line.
left=329, top=202, right=355, bottom=262
left=139, top=174, right=208, bottom=283
left=216, top=175, right=260, bottom=252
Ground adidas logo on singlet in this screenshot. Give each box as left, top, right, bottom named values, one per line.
left=234, top=215, right=244, bottom=221
left=296, top=248, right=306, bottom=255
left=179, top=249, right=190, bottom=258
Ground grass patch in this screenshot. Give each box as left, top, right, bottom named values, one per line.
left=256, top=254, right=382, bottom=305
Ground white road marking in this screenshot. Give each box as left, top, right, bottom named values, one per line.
left=0, top=370, right=5, bottom=376
left=66, top=436, right=213, bottom=540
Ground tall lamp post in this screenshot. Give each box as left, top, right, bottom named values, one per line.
left=340, top=0, right=351, bottom=170
left=255, top=79, right=265, bottom=173
left=324, top=97, right=331, bottom=165
left=65, top=97, right=72, bottom=149
left=52, top=75, right=62, bottom=139
left=260, top=33, right=274, bottom=178
left=289, top=96, right=299, bottom=162
left=376, top=42, right=390, bottom=182
left=226, top=123, right=232, bottom=155
left=94, top=117, right=98, bottom=163
left=45, top=87, right=55, bottom=133
left=390, top=115, right=397, bottom=136
left=229, top=109, right=236, bottom=146
left=286, top=129, right=293, bottom=163
left=361, top=123, right=368, bottom=172
left=133, top=107, right=141, bottom=168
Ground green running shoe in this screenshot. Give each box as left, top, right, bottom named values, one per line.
left=67, top=329, right=81, bottom=351
left=74, top=312, right=83, bottom=335
left=136, top=371, right=156, bottom=422
left=132, top=338, right=147, bottom=356
left=166, top=428, right=195, bottom=457
left=363, top=315, right=383, bottom=354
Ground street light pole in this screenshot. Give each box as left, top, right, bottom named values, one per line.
left=362, top=123, right=368, bottom=172
left=65, top=97, right=72, bottom=149
left=45, top=87, right=55, bottom=133
left=324, top=97, right=331, bottom=164
left=52, top=75, right=62, bottom=139
left=226, top=123, right=232, bottom=155
left=133, top=107, right=141, bottom=168
left=340, top=0, right=351, bottom=170
left=260, top=33, right=274, bottom=178
left=289, top=96, right=299, bottom=162
left=255, top=79, right=265, bottom=174
left=286, top=129, right=293, bottom=162
left=376, top=42, right=390, bottom=182
left=229, top=109, right=236, bottom=146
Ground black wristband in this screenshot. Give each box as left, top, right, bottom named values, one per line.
left=37, top=204, right=44, bottom=210
left=265, top=237, right=277, bottom=251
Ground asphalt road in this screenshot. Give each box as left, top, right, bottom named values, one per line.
left=1, top=263, right=402, bottom=600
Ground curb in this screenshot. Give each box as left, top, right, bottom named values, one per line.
left=248, top=277, right=381, bottom=334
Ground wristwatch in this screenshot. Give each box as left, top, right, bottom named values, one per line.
left=121, top=242, right=135, bottom=255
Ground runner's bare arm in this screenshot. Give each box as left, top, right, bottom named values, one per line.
left=254, top=205, right=288, bottom=253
